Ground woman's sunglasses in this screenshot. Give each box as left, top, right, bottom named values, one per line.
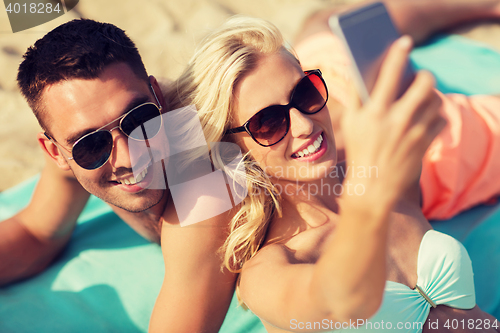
left=45, top=85, right=163, bottom=170
left=225, top=69, right=328, bottom=147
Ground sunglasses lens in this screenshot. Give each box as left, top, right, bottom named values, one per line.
left=121, top=103, right=162, bottom=140
left=72, top=131, right=113, bottom=170
left=248, top=106, right=289, bottom=146
left=293, top=73, right=328, bottom=114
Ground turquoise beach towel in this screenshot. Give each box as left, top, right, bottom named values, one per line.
left=1, top=34, right=500, bottom=332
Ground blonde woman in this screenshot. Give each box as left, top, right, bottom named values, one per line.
left=167, top=16, right=500, bottom=332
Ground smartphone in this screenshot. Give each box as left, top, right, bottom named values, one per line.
left=329, top=2, right=415, bottom=103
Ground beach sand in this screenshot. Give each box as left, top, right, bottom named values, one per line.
left=0, top=0, right=499, bottom=191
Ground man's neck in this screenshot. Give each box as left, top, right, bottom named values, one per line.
left=109, top=189, right=171, bottom=244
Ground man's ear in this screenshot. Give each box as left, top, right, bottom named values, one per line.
left=37, top=132, right=71, bottom=171
left=149, top=75, right=168, bottom=111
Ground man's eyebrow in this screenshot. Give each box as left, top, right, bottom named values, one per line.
left=65, top=95, right=151, bottom=146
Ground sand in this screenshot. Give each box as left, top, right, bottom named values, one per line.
left=0, top=0, right=499, bottom=191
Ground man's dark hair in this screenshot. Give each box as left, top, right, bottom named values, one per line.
left=17, top=18, right=149, bottom=131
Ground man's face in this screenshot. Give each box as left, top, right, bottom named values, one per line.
left=42, top=62, right=166, bottom=212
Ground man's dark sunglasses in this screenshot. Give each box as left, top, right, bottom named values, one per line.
left=45, top=85, right=163, bottom=170
left=225, top=69, right=328, bottom=147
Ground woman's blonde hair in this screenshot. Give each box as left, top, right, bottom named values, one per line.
left=168, top=16, right=297, bottom=275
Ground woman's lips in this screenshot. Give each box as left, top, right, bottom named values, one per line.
left=291, top=132, right=326, bottom=161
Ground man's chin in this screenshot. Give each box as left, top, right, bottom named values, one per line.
left=81, top=184, right=164, bottom=214
left=73, top=162, right=167, bottom=213
left=106, top=188, right=165, bottom=213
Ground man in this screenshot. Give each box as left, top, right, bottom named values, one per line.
left=0, top=19, right=236, bottom=333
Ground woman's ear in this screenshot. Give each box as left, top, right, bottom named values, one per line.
left=37, top=132, right=71, bottom=171
left=149, top=75, right=168, bottom=111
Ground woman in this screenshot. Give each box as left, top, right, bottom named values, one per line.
left=168, top=16, right=499, bottom=332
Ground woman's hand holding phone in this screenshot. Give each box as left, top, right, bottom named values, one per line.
left=341, top=35, right=446, bottom=209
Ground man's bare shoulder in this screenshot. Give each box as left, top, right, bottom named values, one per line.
left=34, top=157, right=88, bottom=205
left=14, top=157, right=90, bottom=241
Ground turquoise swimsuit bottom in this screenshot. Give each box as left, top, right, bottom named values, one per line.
left=334, top=230, right=476, bottom=332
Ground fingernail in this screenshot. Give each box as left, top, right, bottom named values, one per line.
left=397, top=35, right=412, bottom=49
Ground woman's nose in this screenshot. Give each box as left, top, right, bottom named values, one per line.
left=289, top=108, right=314, bottom=138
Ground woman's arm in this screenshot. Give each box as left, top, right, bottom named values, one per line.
left=295, top=0, right=500, bottom=45
left=239, top=37, right=445, bottom=331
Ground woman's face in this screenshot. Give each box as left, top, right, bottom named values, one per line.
left=232, top=50, right=337, bottom=183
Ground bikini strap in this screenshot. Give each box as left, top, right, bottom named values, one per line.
left=415, top=285, right=437, bottom=308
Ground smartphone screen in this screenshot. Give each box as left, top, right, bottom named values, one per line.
left=329, top=2, right=415, bottom=102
